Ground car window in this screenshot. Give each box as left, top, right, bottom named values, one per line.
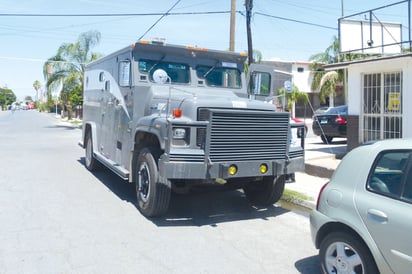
left=315, top=105, right=348, bottom=116
left=367, top=150, right=411, bottom=199
left=314, top=107, right=329, bottom=115
left=326, top=106, right=347, bottom=115
left=402, top=168, right=412, bottom=201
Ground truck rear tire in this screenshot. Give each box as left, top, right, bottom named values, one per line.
left=243, top=175, right=285, bottom=205
left=85, top=131, right=98, bottom=171
left=135, top=147, right=171, bottom=217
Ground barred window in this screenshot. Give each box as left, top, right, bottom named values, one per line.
left=362, top=72, right=402, bottom=142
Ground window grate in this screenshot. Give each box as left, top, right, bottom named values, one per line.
left=362, top=72, right=402, bottom=142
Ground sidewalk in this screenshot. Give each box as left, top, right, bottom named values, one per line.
left=284, top=136, right=347, bottom=210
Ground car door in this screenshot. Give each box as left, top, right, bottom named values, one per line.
left=355, top=150, right=412, bottom=273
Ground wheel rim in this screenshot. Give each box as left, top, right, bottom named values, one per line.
left=325, top=241, right=364, bottom=274
left=138, top=162, right=150, bottom=202
left=86, top=137, right=92, bottom=166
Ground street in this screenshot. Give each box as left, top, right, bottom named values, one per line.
left=0, top=110, right=320, bottom=274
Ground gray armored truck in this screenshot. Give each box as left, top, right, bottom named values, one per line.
left=80, top=40, right=305, bottom=217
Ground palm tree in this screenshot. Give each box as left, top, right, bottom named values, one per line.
left=309, top=36, right=343, bottom=105
left=309, top=36, right=367, bottom=105
left=43, top=30, right=101, bottom=118
left=278, top=85, right=309, bottom=116
left=32, top=80, right=42, bottom=102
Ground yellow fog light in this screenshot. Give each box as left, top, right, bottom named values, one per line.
left=228, top=165, right=237, bottom=175
left=260, top=164, right=268, bottom=174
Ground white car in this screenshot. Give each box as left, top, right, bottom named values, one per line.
left=310, top=139, right=412, bottom=274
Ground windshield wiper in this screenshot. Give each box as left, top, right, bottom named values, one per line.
left=202, top=61, right=220, bottom=78
left=147, top=54, right=166, bottom=75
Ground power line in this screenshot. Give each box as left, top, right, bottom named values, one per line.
left=0, top=11, right=231, bottom=17
left=0, top=10, right=337, bottom=32
left=138, top=0, right=182, bottom=41
left=255, top=12, right=337, bottom=31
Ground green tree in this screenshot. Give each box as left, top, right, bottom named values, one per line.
left=0, top=87, right=16, bottom=109
left=309, top=36, right=343, bottom=105
left=309, top=36, right=366, bottom=105
left=33, top=80, right=42, bottom=102
left=278, top=85, right=309, bottom=115
left=43, top=30, right=101, bottom=118
left=244, top=49, right=263, bottom=74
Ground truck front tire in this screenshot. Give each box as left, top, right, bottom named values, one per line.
left=243, top=175, right=285, bottom=205
left=85, top=131, right=98, bottom=171
left=135, top=147, right=171, bottom=217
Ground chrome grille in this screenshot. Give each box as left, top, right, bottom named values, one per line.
left=205, top=109, right=289, bottom=162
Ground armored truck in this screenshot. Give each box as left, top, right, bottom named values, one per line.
left=80, top=40, right=305, bottom=217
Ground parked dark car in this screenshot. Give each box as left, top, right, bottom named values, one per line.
left=312, top=105, right=347, bottom=144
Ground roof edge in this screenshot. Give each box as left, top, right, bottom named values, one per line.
left=323, top=52, right=412, bottom=70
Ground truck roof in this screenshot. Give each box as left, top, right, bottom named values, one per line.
left=86, top=40, right=248, bottom=68
left=133, top=41, right=247, bottom=64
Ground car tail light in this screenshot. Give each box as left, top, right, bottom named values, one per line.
left=316, top=182, right=329, bottom=210
left=335, top=116, right=347, bottom=124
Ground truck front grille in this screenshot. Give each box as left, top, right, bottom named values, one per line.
left=200, top=108, right=289, bottom=162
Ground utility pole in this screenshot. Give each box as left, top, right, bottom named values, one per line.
left=229, top=0, right=236, bottom=51
left=245, top=0, right=253, bottom=65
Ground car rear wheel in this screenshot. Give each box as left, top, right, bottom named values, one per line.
left=135, top=147, right=171, bottom=217
left=321, top=135, right=333, bottom=144
left=243, top=175, right=285, bottom=205
left=319, top=231, right=378, bottom=274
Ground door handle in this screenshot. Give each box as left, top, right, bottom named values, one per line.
left=367, top=209, right=388, bottom=223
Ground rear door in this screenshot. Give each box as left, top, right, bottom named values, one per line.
left=355, top=150, right=412, bottom=273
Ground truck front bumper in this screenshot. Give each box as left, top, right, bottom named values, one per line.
left=159, top=156, right=304, bottom=181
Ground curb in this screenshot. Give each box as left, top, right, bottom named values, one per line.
left=280, top=194, right=316, bottom=211
left=304, top=162, right=335, bottom=179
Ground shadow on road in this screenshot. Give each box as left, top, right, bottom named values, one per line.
left=295, top=255, right=321, bottom=274
left=78, top=157, right=289, bottom=227
left=44, top=124, right=79, bottom=130
left=308, top=139, right=347, bottom=146
left=158, top=190, right=289, bottom=227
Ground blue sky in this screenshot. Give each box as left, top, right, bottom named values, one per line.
left=0, top=0, right=404, bottom=100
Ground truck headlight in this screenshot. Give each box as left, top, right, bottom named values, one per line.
left=173, top=128, right=186, bottom=139
left=172, top=127, right=190, bottom=146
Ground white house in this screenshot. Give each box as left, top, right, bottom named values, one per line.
left=325, top=53, right=412, bottom=151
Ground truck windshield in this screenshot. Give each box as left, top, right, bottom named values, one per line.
left=139, top=59, right=190, bottom=84
left=196, top=66, right=241, bottom=89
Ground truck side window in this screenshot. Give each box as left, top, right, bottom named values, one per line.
left=249, top=71, right=270, bottom=96
left=119, top=60, right=131, bottom=87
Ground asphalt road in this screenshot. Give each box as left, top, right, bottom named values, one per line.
left=0, top=110, right=321, bottom=274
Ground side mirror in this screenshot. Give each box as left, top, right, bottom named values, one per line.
left=153, top=69, right=169, bottom=84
